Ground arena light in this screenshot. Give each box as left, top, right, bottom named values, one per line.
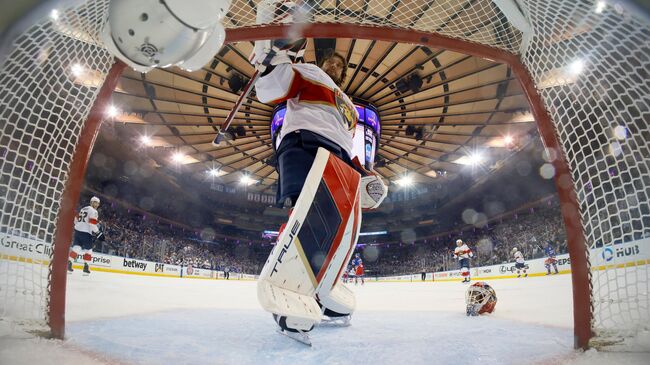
left=569, top=59, right=585, bottom=76
left=595, top=1, right=606, bottom=14
left=140, top=135, right=152, bottom=146
left=106, top=105, right=119, bottom=118
left=71, top=63, right=84, bottom=77
left=171, top=152, right=185, bottom=163
left=50, top=9, right=60, bottom=21
left=208, top=168, right=222, bottom=177
left=395, top=175, right=413, bottom=186
left=359, top=231, right=388, bottom=236
left=240, top=175, right=256, bottom=186
left=504, top=135, right=514, bottom=145
left=469, top=152, right=483, bottom=165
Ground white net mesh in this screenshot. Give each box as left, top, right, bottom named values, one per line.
left=0, top=0, right=114, bottom=328
left=518, top=0, right=650, bottom=343
left=226, top=0, right=525, bottom=53
left=1, top=0, right=647, bottom=346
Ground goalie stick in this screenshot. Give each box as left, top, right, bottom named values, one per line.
left=212, top=1, right=311, bottom=146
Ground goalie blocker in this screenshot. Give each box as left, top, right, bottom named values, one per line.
left=257, top=148, right=363, bottom=333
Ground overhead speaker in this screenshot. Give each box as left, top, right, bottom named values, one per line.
left=235, top=125, right=246, bottom=137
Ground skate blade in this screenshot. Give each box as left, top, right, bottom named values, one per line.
left=276, top=329, right=312, bottom=346
left=318, top=316, right=351, bottom=327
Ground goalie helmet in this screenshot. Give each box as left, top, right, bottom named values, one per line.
left=465, top=281, right=497, bottom=316
left=101, top=0, right=230, bottom=72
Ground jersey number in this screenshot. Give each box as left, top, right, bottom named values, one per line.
left=77, top=211, right=87, bottom=222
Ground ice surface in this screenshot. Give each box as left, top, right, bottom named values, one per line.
left=1, top=271, right=648, bottom=364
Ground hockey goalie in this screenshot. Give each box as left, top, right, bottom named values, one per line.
left=101, top=0, right=387, bottom=346
left=251, top=1, right=387, bottom=346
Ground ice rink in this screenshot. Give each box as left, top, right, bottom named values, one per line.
left=1, top=271, right=648, bottom=365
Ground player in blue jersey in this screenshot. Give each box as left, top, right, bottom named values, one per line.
left=544, top=242, right=559, bottom=275
left=352, top=253, right=364, bottom=285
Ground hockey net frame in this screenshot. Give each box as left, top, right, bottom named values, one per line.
left=0, top=0, right=648, bottom=350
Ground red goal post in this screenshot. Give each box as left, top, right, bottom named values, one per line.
left=1, top=0, right=647, bottom=351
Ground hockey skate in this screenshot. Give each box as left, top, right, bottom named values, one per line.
left=82, top=263, right=91, bottom=276
left=67, top=261, right=73, bottom=273
left=319, top=314, right=351, bottom=327
left=274, top=314, right=313, bottom=346
left=276, top=328, right=312, bottom=346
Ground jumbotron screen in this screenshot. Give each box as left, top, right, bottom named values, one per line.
left=270, top=103, right=381, bottom=170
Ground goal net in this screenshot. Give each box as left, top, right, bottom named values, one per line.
left=0, top=0, right=647, bottom=349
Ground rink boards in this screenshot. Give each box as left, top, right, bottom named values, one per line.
left=0, top=232, right=257, bottom=281
left=429, top=238, right=650, bottom=282
left=1, top=232, right=648, bottom=282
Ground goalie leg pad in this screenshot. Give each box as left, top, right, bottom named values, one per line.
left=317, top=283, right=356, bottom=317
left=257, top=148, right=362, bottom=327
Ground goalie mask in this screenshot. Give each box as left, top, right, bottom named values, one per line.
left=101, top=0, right=230, bottom=72
left=465, top=281, right=497, bottom=316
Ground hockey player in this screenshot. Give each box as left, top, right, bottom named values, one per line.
left=68, top=197, right=101, bottom=275
left=544, top=242, right=559, bottom=275
left=352, top=253, right=364, bottom=285
left=251, top=2, right=387, bottom=345
left=454, top=239, right=473, bottom=283
left=512, top=247, right=527, bottom=278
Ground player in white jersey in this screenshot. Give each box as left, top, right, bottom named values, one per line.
left=453, top=239, right=474, bottom=283
left=68, top=197, right=100, bottom=275
left=512, top=247, right=527, bottom=278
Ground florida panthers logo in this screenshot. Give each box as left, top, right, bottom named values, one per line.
left=334, top=89, right=357, bottom=131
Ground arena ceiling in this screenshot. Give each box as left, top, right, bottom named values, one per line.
left=109, top=37, right=537, bottom=194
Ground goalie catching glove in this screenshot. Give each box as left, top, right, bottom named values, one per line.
left=360, top=175, right=387, bottom=210
left=351, top=156, right=387, bottom=210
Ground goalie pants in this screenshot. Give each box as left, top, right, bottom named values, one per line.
left=275, top=130, right=354, bottom=207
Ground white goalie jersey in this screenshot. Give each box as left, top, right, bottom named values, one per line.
left=255, top=63, right=358, bottom=156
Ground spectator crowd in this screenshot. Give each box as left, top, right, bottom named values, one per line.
left=89, top=195, right=267, bottom=274
left=87, top=193, right=569, bottom=277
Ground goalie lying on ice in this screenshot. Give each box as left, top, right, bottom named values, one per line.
left=252, top=14, right=386, bottom=345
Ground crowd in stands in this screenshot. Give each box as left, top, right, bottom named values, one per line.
left=90, top=195, right=266, bottom=274
left=361, top=199, right=568, bottom=276
left=87, top=193, right=568, bottom=277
